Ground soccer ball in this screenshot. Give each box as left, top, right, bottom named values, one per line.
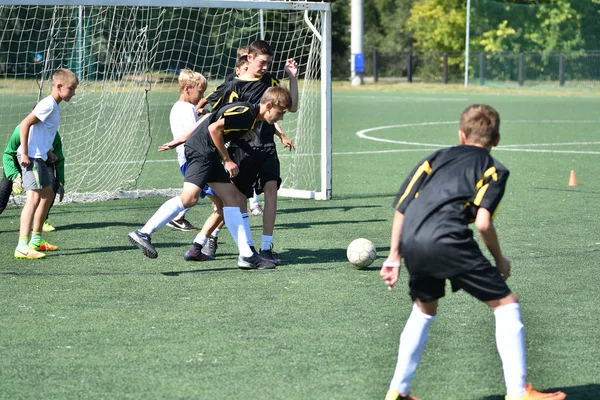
left=346, top=238, right=377, bottom=269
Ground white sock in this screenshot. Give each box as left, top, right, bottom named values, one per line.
left=249, top=192, right=259, bottom=208
left=174, top=207, right=190, bottom=221
left=495, top=303, right=527, bottom=398
left=223, top=207, right=252, bottom=257
left=390, top=304, right=436, bottom=395
left=140, top=197, right=185, bottom=235
left=211, top=228, right=221, bottom=238
left=242, top=213, right=254, bottom=247
left=261, top=235, right=273, bottom=251
left=193, top=233, right=208, bottom=247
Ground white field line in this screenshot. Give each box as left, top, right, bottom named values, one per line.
left=356, top=120, right=600, bottom=155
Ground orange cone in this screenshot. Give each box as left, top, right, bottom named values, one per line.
left=568, top=170, right=578, bottom=187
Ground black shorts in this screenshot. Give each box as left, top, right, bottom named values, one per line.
left=228, top=145, right=281, bottom=198
left=183, top=146, right=230, bottom=189
left=408, top=262, right=511, bottom=303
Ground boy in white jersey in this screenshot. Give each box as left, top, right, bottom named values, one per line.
left=163, top=69, right=224, bottom=261
left=15, top=68, right=78, bottom=259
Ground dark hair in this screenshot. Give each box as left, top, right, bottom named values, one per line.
left=248, top=40, right=273, bottom=57
left=236, top=55, right=249, bottom=68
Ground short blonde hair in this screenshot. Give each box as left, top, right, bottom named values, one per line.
left=459, top=104, right=500, bottom=147
left=236, top=46, right=249, bottom=59
left=260, top=86, right=292, bottom=110
left=178, top=69, right=207, bottom=92
left=52, top=68, right=79, bottom=86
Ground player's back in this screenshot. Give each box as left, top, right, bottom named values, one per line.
left=398, top=145, right=509, bottom=278
left=400, top=145, right=508, bottom=245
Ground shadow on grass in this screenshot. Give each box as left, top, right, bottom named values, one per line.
left=481, top=384, right=600, bottom=400
left=277, top=218, right=387, bottom=230
left=276, top=246, right=390, bottom=267
left=277, top=204, right=382, bottom=215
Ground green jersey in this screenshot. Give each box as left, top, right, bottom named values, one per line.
left=2, top=125, right=65, bottom=184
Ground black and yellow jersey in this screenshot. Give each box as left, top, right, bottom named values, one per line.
left=394, top=145, right=509, bottom=279
left=185, top=102, right=260, bottom=155
left=206, top=73, right=281, bottom=147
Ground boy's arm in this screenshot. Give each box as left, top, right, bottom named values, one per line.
left=158, top=114, right=210, bottom=151
left=52, top=132, right=65, bottom=186
left=380, top=210, right=404, bottom=291
left=284, top=59, right=299, bottom=112
left=3, top=127, right=22, bottom=181
left=475, top=207, right=511, bottom=280
left=274, top=123, right=294, bottom=151
left=18, top=113, right=41, bottom=167
left=208, top=120, right=239, bottom=179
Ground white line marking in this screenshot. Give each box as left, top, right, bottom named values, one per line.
left=356, top=120, right=600, bottom=154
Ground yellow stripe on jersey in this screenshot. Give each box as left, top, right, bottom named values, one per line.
left=473, top=183, right=489, bottom=206
left=395, top=160, right=432, bottom=209
left=223, top=106, right=249, bottom=116
left=228, top=92, right=240, bottom=104
left=476, top=166, right=498, bottom=190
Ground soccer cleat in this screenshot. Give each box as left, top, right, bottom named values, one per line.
left=128, top=230, right=158, bottom=259
left=505, top=384, right=566, bottom=400
left=259, top=248, right=281, bottom=266
left=250, top=204, right=264, bottom=216
left=201, top=236, right=218, bottom=258
left=14, top=247, right=46, bottom=259
left=384, top=389, right=420, bottom=400
left=237, top=252, right=276, bottom=270
left=166, top=218, right=198, bottom=231
left=29, top=240, right=58, bottom=252
left=42, top=221, right=56, bottom=232
left=184, top=243, right=215, bottom=262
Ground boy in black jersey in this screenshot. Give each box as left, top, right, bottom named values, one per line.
left=381, top=105, right=566, bottom=400
left=127, top=86, right=292, bottom=270
left=202, top=40, right=297, bottom=265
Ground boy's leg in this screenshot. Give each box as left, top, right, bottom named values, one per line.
left=454, top=266, right=565, bottom=400
left=388, top=301, right=437, bottom=397
left=15, top=189, right=45, bottom=259
left=209, top=182, right=275, bottom=270
left=0, top=171, right=13, bottom=215
left=259, top=180, right=280, bottom=264
left=128, top=183, right=200, bottom=259
left=29, top=186, right=59, bottom=251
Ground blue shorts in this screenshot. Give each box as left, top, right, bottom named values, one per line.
left=180, top=161, right=215, bottom=199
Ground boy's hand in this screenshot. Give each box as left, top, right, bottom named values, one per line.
left=158, top=142, right=176, bottom=151
left=20, top=154, right=31, bottom=168
left=12, top=176, right=23, bottom=195
left=47, top=151, right=57, bottom=164
left=380, top=260, right=402, bottom=291
left=280, top=135, right=295, bottom=151
left=58, top=184, right=65, bottom=202
left=224, top=160, right=239, bottom=178
left=496, top=256, right=511, bottom=280
left=284, top=59, right=298, bottom=78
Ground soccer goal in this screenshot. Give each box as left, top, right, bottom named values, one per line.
left=0, top=0, right=332, bottom=202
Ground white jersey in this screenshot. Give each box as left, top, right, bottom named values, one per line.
left=169, top=101, right=199, bottom=167
left=18, top=95, right=60, bottom=161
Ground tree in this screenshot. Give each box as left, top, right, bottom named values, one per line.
left=405, top=0, right=466, bottom=52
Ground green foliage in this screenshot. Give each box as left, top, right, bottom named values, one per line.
left=471, top=0, right=584, bottom=53
left=406, top=0, right=466, bottom=52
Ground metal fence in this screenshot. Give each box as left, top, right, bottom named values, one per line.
left=335, top=50, right=600, bottom=88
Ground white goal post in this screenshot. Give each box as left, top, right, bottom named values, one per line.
left=0, top=0, right=332, bottom=202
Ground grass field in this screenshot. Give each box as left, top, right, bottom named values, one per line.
left=1, top=87, right=599, bottom=400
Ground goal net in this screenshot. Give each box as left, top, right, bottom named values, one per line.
left=0, top=0, right=332, bottom=204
